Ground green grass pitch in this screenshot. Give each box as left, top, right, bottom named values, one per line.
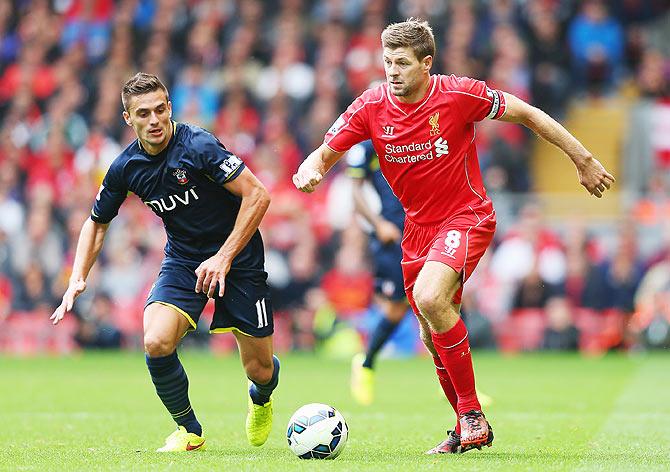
left=1, top=351, right=669, bottom=471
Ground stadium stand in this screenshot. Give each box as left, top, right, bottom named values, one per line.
left=1, top=0, right=669, bottom=354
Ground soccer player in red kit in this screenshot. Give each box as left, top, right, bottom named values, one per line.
left=293, top=19, right=614, bottom=454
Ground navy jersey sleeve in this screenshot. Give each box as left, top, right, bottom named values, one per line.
left=91, top=161, right=128, bottom=224
left=191, top=129, right=246, bottom=186
left=345, top=142, right=371, bottom=179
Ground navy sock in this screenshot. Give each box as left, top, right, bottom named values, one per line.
left=249, top=355, right=280, bottom=406
left=363, top=317, right=400, bottom=369
left=146, top=351, right=202, bottom=436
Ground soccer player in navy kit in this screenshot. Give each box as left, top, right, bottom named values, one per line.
left=51, top=73, right=279, bottom=452
left=346, top=141, right=410, bottom=405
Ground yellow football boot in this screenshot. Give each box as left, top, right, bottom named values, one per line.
left=246, top=386, right=273, bottom=446
left=351, top=353, right=374, bottom=406
left=477, top=389, right=494, bottom=408
left=156, top=426, right=206, bottom=452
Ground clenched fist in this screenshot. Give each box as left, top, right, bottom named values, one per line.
left=292, top=168, right=323, bottom=193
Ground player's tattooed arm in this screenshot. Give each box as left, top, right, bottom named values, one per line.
left=499, top=92, right=615, bottom=198
left=51, top=219, right=110, bottom=324
left=293, top=143, right=345, bottom=193
left=195, top=167, right=270, bottom=298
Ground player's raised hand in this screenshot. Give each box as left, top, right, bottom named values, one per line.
left=51, top=279, right=87, bottom=325
left=292, top=167, right=323, bottom=193
left=574, top=155, right=615, bottom=198
left=375, top=219, right=402, bottom=245
left=195, top=254, right=231, bottom=298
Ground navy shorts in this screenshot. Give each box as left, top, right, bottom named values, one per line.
left=146, top=257, right=273, bottom=337
left=370, top=239, right=406, bottom=301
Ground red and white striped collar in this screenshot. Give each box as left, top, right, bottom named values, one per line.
left=385, top=75, right=437, bottom=117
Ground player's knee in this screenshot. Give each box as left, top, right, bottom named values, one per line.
left=245, top=357, right=274, bottom=385
left=413, top=283, right=447, bottom=319
left=143, top=334, right=176, bottom=357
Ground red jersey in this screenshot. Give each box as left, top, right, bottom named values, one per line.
left=325, top=74, right=506, bottom=225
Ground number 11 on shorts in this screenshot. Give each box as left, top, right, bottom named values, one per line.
left=256, top=298, right=268, bottom=328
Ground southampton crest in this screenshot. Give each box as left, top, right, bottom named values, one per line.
left=173, top=168, right=189, bottom=185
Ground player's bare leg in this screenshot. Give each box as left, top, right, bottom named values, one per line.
left=144, top=303, right=192, bottom=357
left=413, top=261, right=492, bottom=451
left=413, top=261, right=462, bottom=332
left=234, top=332, right=279, bottom=446
left=351, top=297, right=407, bottom=405
left=144, top=303, right=205, bottom=452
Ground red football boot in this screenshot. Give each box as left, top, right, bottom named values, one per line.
left=426, top=430, right=462, bottom=454
left=459, top=410, right=494, bottom=450
left=426, top=424, right=494, bottom=455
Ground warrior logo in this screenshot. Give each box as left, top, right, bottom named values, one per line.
left=429, top=112, right=440, bottom=136
left=173, top=169, right=189, bottom=185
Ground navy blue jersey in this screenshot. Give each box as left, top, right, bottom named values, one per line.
left=346, top=140, right=404, bottom=231
left=92, top=122, right=264, bottom=271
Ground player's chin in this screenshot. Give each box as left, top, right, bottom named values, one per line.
left=390, top=85, right=408, bottom=96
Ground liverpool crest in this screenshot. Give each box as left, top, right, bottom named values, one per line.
left=429, top=112, right=440, bottom=136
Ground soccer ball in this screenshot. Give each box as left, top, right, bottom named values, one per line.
left=286, top=403, right=348, bottom=459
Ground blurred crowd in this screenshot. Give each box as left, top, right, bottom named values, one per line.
left=1, top=0, right=669, bottom=354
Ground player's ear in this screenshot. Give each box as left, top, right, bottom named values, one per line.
left=168, top=101, right=172, bottom=118
left=123, top=110, right=132, bottom=126
left=423, top=55, right=433, bottom=72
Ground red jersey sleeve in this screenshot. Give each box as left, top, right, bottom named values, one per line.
left=448, top=75, right=506, bottom=123
left=324, top=93, right=372, bottom=153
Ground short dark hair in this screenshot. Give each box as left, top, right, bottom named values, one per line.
left=381, top=19, right=435, bottom=61
left=121, top=72, right=169, bottom=111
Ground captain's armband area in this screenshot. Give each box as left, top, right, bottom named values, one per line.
left=485, top=88, right=506, bottom=120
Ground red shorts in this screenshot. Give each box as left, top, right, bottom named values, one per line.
left=401, top=210, right=496, bottom=311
